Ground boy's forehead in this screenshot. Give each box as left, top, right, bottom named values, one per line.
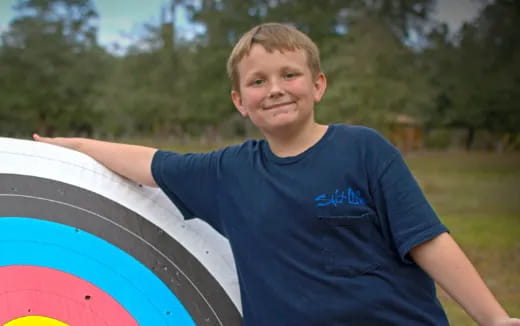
left=245, top=43, right=301, bottom=57
left=235, top=46, right=311, bottom=84
left=239, top=44, right=306, bottom=67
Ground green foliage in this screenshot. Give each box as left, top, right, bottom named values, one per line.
left=423, top=0, right=520, bottom=148
left=0, top=0, right=517, bottom=144
left=0, top=0, right=106, bottom=136
left=318, top=16, right=433, bottom=127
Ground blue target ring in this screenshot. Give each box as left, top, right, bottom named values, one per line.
left=0, top=217, right=195, bottom=325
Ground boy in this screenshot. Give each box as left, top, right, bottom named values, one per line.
left=34, top=23, right=518, bottom=325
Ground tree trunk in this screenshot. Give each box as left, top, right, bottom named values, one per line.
left=465, top=127, right=475, bottom=151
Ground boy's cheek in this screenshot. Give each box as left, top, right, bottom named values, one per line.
left=242, top=93, right=263, bottom=108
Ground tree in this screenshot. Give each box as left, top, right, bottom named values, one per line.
left=0, top=0, right=106, bottom=136
left=424, top=0, right=520, bottom=149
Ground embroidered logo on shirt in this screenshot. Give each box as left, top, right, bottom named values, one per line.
left=315, top=188, right=366, bottom=207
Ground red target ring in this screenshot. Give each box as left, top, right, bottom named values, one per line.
left=0, top=265, right=137, bottom=325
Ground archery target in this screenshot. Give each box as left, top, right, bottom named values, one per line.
left=0, top=137, right=242, bottom=325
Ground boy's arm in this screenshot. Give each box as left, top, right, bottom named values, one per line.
left=410, top=232, right=520, bottom=326
left=33, top=134, right=158, bottom=187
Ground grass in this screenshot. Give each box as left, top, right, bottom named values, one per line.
left=406, top=151, right=520, bottom=325
left=145, top=139, right=520, bottom=324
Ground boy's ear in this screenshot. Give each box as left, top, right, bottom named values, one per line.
left=313, top=72, right=327, bottom=103
left=231, top=90, right=248, bottom=117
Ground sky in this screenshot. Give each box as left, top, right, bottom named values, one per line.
left=0, top=0, right=202, bottom=52
left=0, top=0, right=484, bottom=52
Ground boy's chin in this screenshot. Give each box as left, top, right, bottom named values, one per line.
left=258, top=118, right=307, bottom=135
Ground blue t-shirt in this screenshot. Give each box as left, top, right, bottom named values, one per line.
left=152, top=124, right=449, bottom=325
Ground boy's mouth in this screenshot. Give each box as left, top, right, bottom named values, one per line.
left=263, top=101, right=295, bottom=110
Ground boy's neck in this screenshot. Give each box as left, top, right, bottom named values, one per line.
left=264, top=122, right=328, bottom=158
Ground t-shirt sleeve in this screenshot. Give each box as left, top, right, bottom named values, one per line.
left=151, top=149, right=223, bottom=232
left=366, top=132, right=448, bottom=263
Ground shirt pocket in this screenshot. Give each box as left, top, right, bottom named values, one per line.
left=317, top=207, right=382, bottom=277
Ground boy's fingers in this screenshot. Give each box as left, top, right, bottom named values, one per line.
left=33, top=133, right=53, bottom=143
left=33, top=135, right=79, bottom=151
left=32, top=133, right=69, bottom=148
left=494, top=318, right=520, bottom=326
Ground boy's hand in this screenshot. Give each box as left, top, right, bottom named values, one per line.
left=33, top=133, right=80, bottom=151
left=493, top=318, right=520, bottom=326
left=32, top=133, right=158, bottom=187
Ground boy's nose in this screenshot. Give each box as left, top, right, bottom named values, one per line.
left=268, top=80, right=285, bottom=98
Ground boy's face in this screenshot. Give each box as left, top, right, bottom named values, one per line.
left=231, top=44, right=326, bottom=136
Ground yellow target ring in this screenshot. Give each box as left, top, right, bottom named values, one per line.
left=4, top=316, right=69, bottom=326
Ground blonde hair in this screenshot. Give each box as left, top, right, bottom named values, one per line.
left=227, top=22, right=321, bottom=91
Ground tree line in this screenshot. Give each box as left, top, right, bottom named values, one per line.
left=0, top=0, right=518, bottom=150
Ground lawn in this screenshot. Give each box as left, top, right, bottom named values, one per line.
left=405, top=151, right=520, bottom=324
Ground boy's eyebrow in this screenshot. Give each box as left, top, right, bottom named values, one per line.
left=245, top=65, right=302, bottom=78
left=243, top=70, right=265, bottom=80
left=279, top=65, right=300, bottom=70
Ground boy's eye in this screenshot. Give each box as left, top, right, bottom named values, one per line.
left=284, top=72, right=297, bottom=79
left=251, top=79, right=264, bottom=86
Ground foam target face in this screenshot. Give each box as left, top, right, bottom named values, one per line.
left=0, top=137, right=242, bottom=325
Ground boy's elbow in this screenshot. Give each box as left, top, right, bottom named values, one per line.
left=142, top=177, right=159, bottom=188
left=136, top=169, right=158, bottom=188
